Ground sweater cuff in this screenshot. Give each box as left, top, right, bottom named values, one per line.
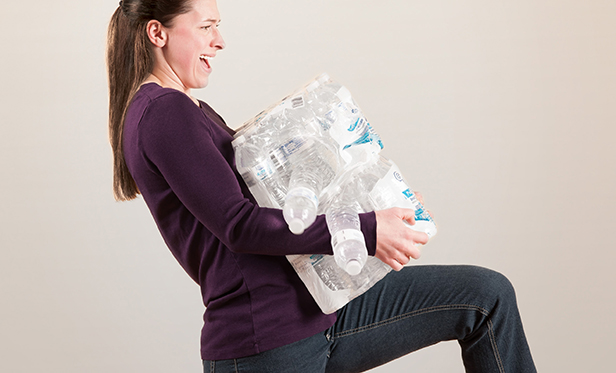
left=359, top=211, right=377, bottom=256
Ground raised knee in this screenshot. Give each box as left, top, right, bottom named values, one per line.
left=465, top=266, right=518, bottom=310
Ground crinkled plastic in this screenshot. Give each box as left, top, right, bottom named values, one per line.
left=232, top=74, right=435, bottom=314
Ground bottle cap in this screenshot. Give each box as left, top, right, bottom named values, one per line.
left=306, top=80, right=320, bottom=92
left=316, top=73, right=331, bottom=84
left=336, top=86, right=352, bottom=102
left=233, top=135, right=246, bottom=146
left=288, top=218, right=306, bottom=235
left=345, top=260, right=362, bottom=276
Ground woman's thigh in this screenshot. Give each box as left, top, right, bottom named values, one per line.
left=203, top=329, right=331, bottom=373
left=325, top=265, right=516, bottom=373
left=204, top=265, right=530, bottom=373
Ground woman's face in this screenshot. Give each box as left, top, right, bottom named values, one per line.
left=161, top=0, right=225, bottom=90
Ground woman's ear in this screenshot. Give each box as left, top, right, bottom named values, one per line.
left=146, top=20, right=167, bottom=48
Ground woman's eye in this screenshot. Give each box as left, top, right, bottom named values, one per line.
left=201, top=23, right=220, bottom=31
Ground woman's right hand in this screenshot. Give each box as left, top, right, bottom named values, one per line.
left=374, top=207, right=429, bottom=271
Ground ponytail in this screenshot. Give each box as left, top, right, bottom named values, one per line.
left=106, top=0, right=192, bottom=201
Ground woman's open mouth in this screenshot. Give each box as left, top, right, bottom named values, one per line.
left=199, top=55, right=212, bottom=71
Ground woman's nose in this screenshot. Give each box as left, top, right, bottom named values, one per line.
left=212, top=27, right=225, bottom=50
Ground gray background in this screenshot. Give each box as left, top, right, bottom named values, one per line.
left=1, top=0, right=614, bottom=371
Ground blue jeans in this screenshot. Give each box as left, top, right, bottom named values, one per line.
left=203, top=265, right=536, bottom=372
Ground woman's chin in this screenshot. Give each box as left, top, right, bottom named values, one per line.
left=195, top=77, right=210, bottom=89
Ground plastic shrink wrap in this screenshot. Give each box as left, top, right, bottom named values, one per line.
left=232, top=74, right=436, bottom=313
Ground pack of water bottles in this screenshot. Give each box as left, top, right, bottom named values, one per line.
left=232, top=74, right=437, bottom=314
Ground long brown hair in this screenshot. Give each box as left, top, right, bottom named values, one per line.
left=106, top=0, right=193, bottom=201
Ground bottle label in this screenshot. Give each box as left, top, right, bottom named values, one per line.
left=288, top=186, right=319, bottom=209
left=328, top=102, right=383, bottom=152
left=280, top=137, right=308, bottom=157
left=250, top=159, right=275, bottom=182
left=309, top=254, right=324, bottom=265
left=401, top=188, right=432, bottom=223
left=291, top=95, right=305, bottom=109
left=269, top=149, right=288, bottom=170
left=369, top=162, right=436, bottom=236
left=342, top=119, right=383, bottom=150
left=331, top=229, right=365, bottom=249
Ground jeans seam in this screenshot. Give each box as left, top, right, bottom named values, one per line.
left=487, top=319, right=506, bottom=373
left=333, top=304, right=508, bottom=372
left=334, top=304, right=490, bottom=338
left=210, top=360, right=215, bottom=373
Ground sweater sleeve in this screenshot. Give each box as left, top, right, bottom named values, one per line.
left=137, top=91, right=377, bottom=256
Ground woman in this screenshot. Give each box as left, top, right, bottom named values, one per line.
left=107, top=0, right=536, bottom=371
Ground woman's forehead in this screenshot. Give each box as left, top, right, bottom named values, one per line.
left=189, top=0, right=221, bottom=21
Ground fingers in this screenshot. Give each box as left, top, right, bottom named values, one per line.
left=386, top=244, right=421, bottom=271
left=413, top=191, right=435, bottom=220
left=375, top=237, right=423, bottom=271
left=388, top=258, right=404, bottom=272
left=395, top=207, right=416, bottom=226
left=407, top=241, right=422, bottom=259
left=409, top=230, right=429, bottom=246
left=403, top=215, right=416, bottom=226
left=374, top=239, right=414, bottom=271
left=374, top=207, right=430, bottom=271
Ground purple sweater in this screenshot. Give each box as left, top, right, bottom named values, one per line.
left=122, top=83, right=377, bottom=360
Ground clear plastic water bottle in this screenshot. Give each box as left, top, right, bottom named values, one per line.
left=358, top=156, right=438, bottom=238
left=306, top=77, right=383, bottom=166
left=284, top=94, right=317, bottom=128
left=307, top=74, right=343, bottom=131
left=323, top=155, right=437, bottom=275
left=287, top=252, right=392, bottom=313
left=320, top=166, right=379, bottom=275
left=233, top=134, right=287, bottom=208
left=325, top=201, right=367, bottom=276
left=332, top=94, right=383, bottom=157
left=283, top=137, right=338, bottom=234
left=283, top=187, right=318, bottom=234
left=309, top=254, right=352, bottom=291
